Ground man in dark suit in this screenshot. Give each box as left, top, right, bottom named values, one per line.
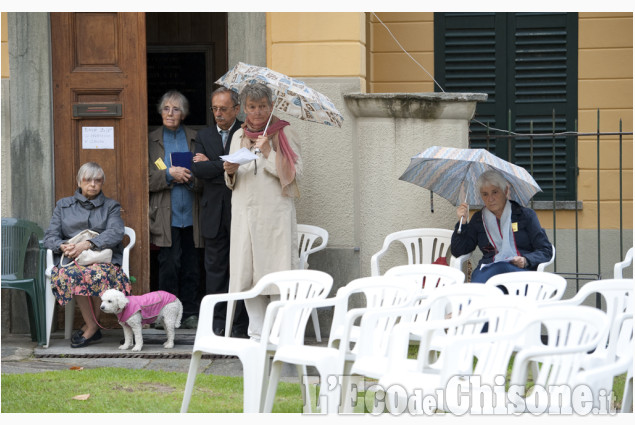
left=191, top=87, right=248, bottom=337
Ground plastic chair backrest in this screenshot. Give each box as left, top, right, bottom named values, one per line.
left=484, top=271, right=567, bottom=301
left=324, top=276, right=422, bottom=346
left=511, top=305, right=608, bottom=390
left=371, top=228, right=453, bottom=276
left=253, top=269, right=333, bottom=346
left=443, top=298, right=536, bottom=385
left=384, top=263, right=465, bottom=290
left=556, top=279, right=633, bottom=360
left=536, top=244, right=556, bottom=272
left=1, top=218, right=44, bottom=280
left=121, top=226, right=136, bottom=277
left=353, top=283, right=505, bottom=374
left=296, top=224, right=328, bottom=270
left=614, top=247, right=634, bottom=279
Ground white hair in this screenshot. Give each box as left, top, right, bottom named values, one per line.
left=76, top=162, right=105, bottom=186
left=477, top=170, right=509, bottom=192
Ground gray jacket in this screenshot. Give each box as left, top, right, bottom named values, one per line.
left=43, top=189, right=125, bottom=266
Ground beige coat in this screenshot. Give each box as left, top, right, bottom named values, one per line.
left=225, top=124, right=302, bottom=295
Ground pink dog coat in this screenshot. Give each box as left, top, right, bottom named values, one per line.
left=117, top=291, right=178, bottom=325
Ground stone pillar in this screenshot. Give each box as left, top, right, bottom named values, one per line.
left=344, top=92, right=487, bottom=277
left=3, top=12, right=55, bottom=335
left=8, top=12, right=55, bottom=228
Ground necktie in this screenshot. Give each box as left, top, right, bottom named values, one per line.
left=221, top=130, right=228, bottom=148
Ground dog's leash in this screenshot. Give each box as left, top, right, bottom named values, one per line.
left=88, top=294, right=112, bottom=330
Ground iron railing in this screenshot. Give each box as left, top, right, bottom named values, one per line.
left=470, top=109, right=633, bottom=296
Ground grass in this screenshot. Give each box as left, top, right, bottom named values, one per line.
left=1, top=368, right=306, bottom=413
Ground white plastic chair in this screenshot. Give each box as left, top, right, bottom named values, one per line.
left=451, top=243, right=556, bottom=275
left=384, top=263, right=465, bottom=290
left=43, top=226, right=136, bottom=348
left=378, top=296, right=539, bottom=414
left=545, top=279, right=633, bottom=372
left=262, top=275, right=422, bottom=414
left=180, top=269, right=333, bottom=413
left=508, top=305, right=609, bottom=414
left=370, top=228, right=453, bottom=276
left=484, top=270, right=567, bottom=301
left=614, top=247, right=633, bottom=279
left=349, top=284, right=505, bottom=395
left=297, top=224, right=329, bottom=342
left=573, top=312, right=633, bottom=413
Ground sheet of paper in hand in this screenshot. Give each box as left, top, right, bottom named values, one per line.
left=220, top=147, right=258, bottom=165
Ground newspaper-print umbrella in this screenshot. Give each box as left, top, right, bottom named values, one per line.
left=215, top=62, right=344, bottom=129
left=399, top=146, right=541, bottom=230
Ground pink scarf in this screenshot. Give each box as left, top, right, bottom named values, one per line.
left=242, top=115, right=299, bottom=197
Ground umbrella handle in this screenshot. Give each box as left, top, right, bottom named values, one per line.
left=263, top=112, right=274, bottom=136
left=457, top=216, right=463, bottom=234
left=255, top=113, right=275, bottom=157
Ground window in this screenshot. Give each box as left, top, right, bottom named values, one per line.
left=434, top=12, right=578, bottom=201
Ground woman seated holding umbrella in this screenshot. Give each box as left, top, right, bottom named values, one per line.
left=223, top=82, right=302, bottom=340
left=451, top=169, right=552, bottom=283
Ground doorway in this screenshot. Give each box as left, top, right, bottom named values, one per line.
left=145, top=12, right=229, bottom=295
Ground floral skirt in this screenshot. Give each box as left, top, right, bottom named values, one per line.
left=51, top=262, right=132, bottom=306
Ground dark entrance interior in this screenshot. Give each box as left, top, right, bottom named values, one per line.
left=146, top=12, right=228, bottom=295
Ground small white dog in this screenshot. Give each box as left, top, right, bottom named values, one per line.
left=100, top=289, right=183, bottom=352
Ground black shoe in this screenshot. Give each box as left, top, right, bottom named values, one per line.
left=71, top=330, right=84, bottom=344
left=231, top=328, right=249, bottom=339
left=213, top=327, right=225, bottom=336
left=71, top=329, right=102, bottom=348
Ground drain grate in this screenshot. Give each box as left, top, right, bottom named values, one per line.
left=34, top=353, right=236, bottom=360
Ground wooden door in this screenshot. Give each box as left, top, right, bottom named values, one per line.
left=51, top=13, right=149, bottom=299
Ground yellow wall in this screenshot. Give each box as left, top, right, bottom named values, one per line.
left=567, top=12, right=633, bottom=230
left=369, top=12, right=435, bottom=93
left=1, top=12, right=8, bottom=78
left=266, top=12, right=366, bottom=83
left=368, top=12, right=633, bottom=230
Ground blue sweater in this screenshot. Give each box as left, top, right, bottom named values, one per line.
left=163, top=127, right=193, bottom=228
left=450, top=201, right=552, bottom=270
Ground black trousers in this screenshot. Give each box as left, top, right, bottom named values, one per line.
left=204, top=222, right=249, bottom=332
left=158, top=226, right=200, bottom=318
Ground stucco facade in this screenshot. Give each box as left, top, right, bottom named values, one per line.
left=1, top=11, right=632, bottom=337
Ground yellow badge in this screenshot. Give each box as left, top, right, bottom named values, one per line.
left=512, top=222, right=518, bottom=232
left=154, top=158, right=167, bottom=170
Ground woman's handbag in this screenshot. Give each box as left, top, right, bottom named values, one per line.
left=60, top=229, right=113, bottom=267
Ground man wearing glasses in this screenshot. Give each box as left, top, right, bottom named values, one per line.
left=191, top=87, right=249, bottom=338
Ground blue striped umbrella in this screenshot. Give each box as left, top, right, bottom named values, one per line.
left=399, top=146, right=542, bottom=207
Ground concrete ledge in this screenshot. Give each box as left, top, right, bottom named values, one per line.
left=344, top=92, right=488, bottom=119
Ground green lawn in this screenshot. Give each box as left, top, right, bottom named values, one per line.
left=1, top=368, right=306, bottom=413
left=2, top=362, right=627, bottom=413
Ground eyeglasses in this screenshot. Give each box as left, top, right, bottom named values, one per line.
left=162, top=106, right=182, bottom=115
left=210, top=106, right=237, bottom=113
left=82, top=178, right=104, bottom=184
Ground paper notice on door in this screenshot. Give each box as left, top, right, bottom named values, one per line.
left=82, top=127, right=114, bottom=149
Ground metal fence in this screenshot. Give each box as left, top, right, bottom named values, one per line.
left=470, top=110, right=633, bottom=293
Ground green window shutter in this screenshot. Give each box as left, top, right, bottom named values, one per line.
left=434, top=12, right=578, bottom=201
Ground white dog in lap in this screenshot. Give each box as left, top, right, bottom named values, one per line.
left=100, top=289, right=183, bottom=352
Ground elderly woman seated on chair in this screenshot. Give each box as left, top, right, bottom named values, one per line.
left=43, top=162, right=131, bottom=348
left=450, top=169, right=552, bottom=283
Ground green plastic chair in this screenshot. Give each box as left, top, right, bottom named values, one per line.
left=1, top=217, right=46, bottom=345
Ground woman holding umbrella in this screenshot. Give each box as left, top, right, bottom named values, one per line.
left=451, top=170, right=552, bottom=283
left=223, top=83, right=302, bottom=340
